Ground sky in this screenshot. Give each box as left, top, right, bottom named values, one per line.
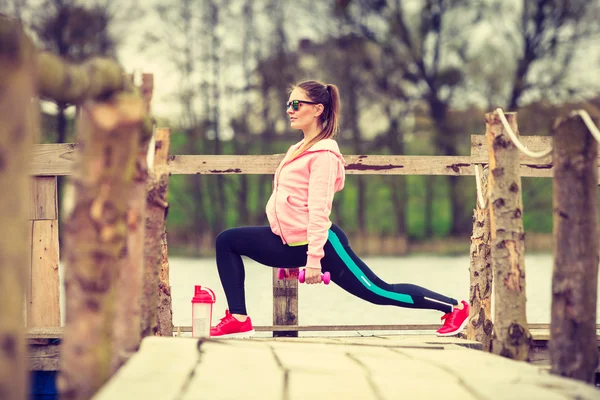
left=113, top=0, right=600, bottom=125
left=8, top=0, right=600, bottom=131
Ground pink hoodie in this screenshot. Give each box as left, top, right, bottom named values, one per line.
left=266, top=139, right=346, bottom=270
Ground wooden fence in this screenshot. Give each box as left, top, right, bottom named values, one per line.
left=26, top=132, right=594, bottom=335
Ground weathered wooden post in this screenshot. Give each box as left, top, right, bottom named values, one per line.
left=273, top=270, right=299, bottom=337
left=111, top=74, right=154, bottom=371
left=58, top=94, right=144, bottom=400
left=144, top=127, right=173, bottom=337
left=467, top=165, right=493, bottom=351
left=485, top=111, right=531, bottom=361
left=27, top=177, right=61, bottom=328
left=550, top=112, right=599, bottom=383
left=157, top=227, right=174, bottom=336
left=0, top=15, right=36, bottom=400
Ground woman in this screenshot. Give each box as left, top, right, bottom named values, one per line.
left=210, top=80, right=469, bottom=339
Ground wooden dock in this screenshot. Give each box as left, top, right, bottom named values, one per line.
left=93, top=335, right=600, bottom=400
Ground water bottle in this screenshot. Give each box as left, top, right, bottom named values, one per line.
left=191, top=285, right=216, bottom=337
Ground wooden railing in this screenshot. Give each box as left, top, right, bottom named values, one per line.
left=26, top=133, right=584, bottom=335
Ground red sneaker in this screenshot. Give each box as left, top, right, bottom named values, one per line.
left=436, top=300, right=470, bottom=337
left=210, top=310, right=255, bottom=339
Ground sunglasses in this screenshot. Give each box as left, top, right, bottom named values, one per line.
left=285, top=99, right=319, bottom=111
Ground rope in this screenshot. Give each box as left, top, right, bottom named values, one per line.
left=573, top=109, right=600, bottom=143
left=495, top=108, right=553, bottom=158
left=474, top=164, right=487, bottom=209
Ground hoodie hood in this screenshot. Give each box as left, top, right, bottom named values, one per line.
left=302, top=138, right=345, bottom=163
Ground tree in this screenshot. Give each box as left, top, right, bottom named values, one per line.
left=32, top=1, right=117, bottom=143
left=334, top=0, right=483, bottom=236
left=502, top=0, right=600, bottom=109
left=0, top=0, right=28, bottom=20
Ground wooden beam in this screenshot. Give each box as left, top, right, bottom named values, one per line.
left=27, top=220, right=60, bottom=327
left=30, top=143, right=77, bottom=176
left=29, top=143, right=556, bottom=178
left=29, top=176, right=57, bottom=220
left=25, top=324, right=600, bottom=338
left=272, top=270, right=299, bottom=337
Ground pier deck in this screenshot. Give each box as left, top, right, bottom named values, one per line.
left=92, top=334, right=600, bottom=400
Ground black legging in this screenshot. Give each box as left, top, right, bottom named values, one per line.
left=215, top=224, right=458, bottom=315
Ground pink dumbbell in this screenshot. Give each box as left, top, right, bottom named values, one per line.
left=277, top=268, right=300, bottom=280
left=299, top=269, right=330, bottom=285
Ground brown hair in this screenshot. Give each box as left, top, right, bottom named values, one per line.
left=289, top=80, right=341, bottom=159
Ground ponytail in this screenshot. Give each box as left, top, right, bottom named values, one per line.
left=288, top=80, right=341, bottom=159
left=323, top=84, right=340, bottom=139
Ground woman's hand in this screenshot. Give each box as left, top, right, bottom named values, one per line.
left=304, top=268, right=322, bottom=284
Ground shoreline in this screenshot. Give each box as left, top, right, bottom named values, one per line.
left=166, top=232, right=554, bottom=258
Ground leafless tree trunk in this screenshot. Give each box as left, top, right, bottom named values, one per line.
left=0, top=16, right=35, bottom=400
left=550, top=113, right=599, bottom=383
left=485, top=111, right=531, bottom=361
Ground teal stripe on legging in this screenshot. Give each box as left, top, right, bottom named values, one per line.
left=327, top=229, right=414, bottom=304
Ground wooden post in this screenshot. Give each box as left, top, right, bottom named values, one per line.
left=273, top=269, right=299, bottom=337
left=58, top=94, right=143, bottom=400
left=143, top=128, right=172, bottom=337
left=466, top=166, right=493, bottom=351
left=550, top=113, right=599, bottom=383
left=485, top=111, right=531, bottom=361
left=111, top=74, right=154, bottom=370
left=27, top=177, right=61, bottom=328
left=157, top=230, right=174, bottom=337
left=0, top=15, right=36, bottom=400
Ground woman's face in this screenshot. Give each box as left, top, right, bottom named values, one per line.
left=286, top=87, right=321, bottom=131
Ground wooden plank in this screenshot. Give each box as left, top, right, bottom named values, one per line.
left=94, top=337, right=200, bottom=400
left=30, top=143, right=77, bottom=176
left=28, top=342, right=60, bottom=371
left=27, top=220, right=60, bottom=327
left=25, top=221, right=33, bottom=325
left=347, top=347, right=479, bottom=400
left=168, top=154, right=478, bottom=176
left=175, top=323, right=571, bottom=333
left=28, top=142, right=572, bottom=178
left=95, top=335, right=600, bottom=399
left=289, top=371, right=378, bottom=400
left=29, top=176, right=57, bottom=220
left=25, top=325, right=600, bottom=339
left=273, top=269, right=298, bottom=337
left=182, top=341, right=284, bottom=400
left=399, top=346, right=600, bottom=400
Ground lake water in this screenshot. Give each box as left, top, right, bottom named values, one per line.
left=57, top=253, right=600, bottom=335
left=167, top=253, right=600, bottom=335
